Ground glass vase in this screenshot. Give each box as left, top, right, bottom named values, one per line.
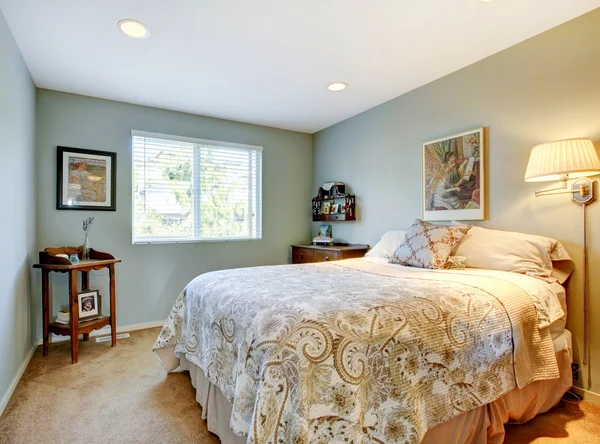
left=82, top=233, right=91, bottom=260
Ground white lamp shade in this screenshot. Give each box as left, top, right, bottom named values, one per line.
left=524, top=138, right=600, bottom=182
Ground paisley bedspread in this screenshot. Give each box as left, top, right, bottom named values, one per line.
left=153, top=259, right=559, bottom=444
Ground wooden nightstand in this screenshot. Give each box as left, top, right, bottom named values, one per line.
left=33, top=247, right=121, bottom=364
left=291, top=243, right=369, bottom=264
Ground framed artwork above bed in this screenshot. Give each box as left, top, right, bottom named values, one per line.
left=422, top=127, right=486, bottom=221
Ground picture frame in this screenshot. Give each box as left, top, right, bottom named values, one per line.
left=78, top=289, right=102, bottom=322
left=318, top=224, right=332, bottom=238
left=422, top=128, right=486, bottom=221
left=57, top=146, right=117, bottom=211
left=330, top=204, right=340, bottom=214
left=322, top=202, right=331, bottom=215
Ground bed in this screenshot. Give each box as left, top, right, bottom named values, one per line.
left=154, top=222, right=574, bottom=444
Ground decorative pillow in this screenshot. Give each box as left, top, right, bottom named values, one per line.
left=365, top=230, right=407, bottom=259
left=444, top=256, right=467, bottom=270
left=390, top=219, right=470, bottom=269
left=451, top=225, right=574, bottom=283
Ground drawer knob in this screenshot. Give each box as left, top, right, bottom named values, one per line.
left=299, top=253, right=303, bottom=259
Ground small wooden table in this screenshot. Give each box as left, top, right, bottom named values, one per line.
left=33, top=248, right=121, bottom=364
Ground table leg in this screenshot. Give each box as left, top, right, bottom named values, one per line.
left=80, top=271, right=90, bottom=341
left=109, top=264, right=116, bottom=347
left=69, top=270, right=79, bottom=364
left=81, top=270, right=89, bottom=291
left=42, top=270, right=50, bottom=356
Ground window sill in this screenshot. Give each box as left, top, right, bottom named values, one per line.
left=132, top=237, right=262, bottom=245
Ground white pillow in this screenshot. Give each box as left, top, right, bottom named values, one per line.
left=452, top=225, right=573, bottom=282
left=365, top=230, right=406, bottom=259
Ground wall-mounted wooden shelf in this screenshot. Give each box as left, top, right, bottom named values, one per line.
left=312, top=194, right=356, bottom=222
left=312, top=213, right=355, bottom=222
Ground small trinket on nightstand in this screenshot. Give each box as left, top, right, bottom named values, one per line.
left=69, top=254, right=80, bottom=264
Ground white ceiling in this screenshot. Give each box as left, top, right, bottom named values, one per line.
left=1, top=1, right=599, bottom=134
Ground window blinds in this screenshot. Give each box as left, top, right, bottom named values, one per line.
left=132, top=130, right=262, bottom=244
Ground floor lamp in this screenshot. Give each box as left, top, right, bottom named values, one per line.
left=525, top=138, right=600, bottom=368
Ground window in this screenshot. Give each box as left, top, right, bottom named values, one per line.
left=132, top=130, right=262, bottom=244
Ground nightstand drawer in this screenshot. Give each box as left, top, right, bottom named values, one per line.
left=293, top=247, right=313, bottom=263
left=313, top=250, right=338, bottom=262
left=291, top=244, right=369, bottom=265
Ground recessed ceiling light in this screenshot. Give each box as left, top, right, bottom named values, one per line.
left=328, top=82, right=347, bottom=92
left=118, top=19, right=150, bottom=39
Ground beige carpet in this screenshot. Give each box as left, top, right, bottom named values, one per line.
left=0, top=328, right=598, bottom=444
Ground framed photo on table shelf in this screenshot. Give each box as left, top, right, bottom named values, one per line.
left=57, top=146, right=117, bottom=211
left=78, top=289, right=102, bottom=322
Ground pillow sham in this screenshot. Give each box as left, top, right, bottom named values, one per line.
left=390, top=219, right=470, bottom=269
left=451, top=225, right=574, bottom=283
left=365, top=230, right=407, bottom=259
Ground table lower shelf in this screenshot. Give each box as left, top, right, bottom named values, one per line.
left=48, top=315, right=111, bottom=336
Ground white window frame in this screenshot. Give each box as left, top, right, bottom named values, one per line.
left=131, top=130, right=263, bottom=245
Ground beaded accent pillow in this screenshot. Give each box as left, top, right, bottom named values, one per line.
left=444, top=256, right=467, bottom=270
left=390, top=219, right=470, bottom=269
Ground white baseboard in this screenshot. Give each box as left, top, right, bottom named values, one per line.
left=0, top=343, right=37, bottom=417
left=35, top=319, right=165, bottom=345
left=571, top=386, right=600, bottom=405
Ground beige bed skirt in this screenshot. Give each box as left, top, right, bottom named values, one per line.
left=163, top=333, right=572, bottom=444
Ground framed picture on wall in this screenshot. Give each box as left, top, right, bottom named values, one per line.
left=422, top=128, right=485, bottom=221
left=56, top=146, right=117, bottom=211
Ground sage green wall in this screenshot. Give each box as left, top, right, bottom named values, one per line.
left=313, top=9, right=600, bottom=393
left=34, top=90, right=312, bottom=339
left=0, top=10, right=36, bottom=404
